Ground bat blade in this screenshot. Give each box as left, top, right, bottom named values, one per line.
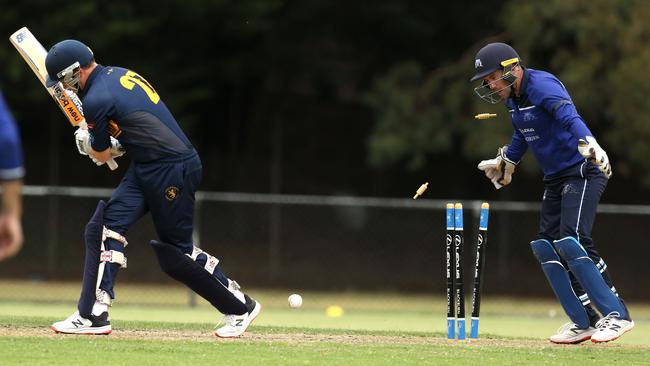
left=10, top=27, right=118, bottom=170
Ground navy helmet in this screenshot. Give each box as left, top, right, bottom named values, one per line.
left=45, top=40, right=94, bottom=88
left=470, top=43, right=520, bottom=82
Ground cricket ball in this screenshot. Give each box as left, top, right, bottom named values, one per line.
left=288, top=293, right=303, bottom=308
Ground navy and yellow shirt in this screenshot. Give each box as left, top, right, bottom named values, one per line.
left=504, top=68, right=592, bottom=176
left=79, top=65, right=194, bottom=162
left=0, top=91, right=25, bottom=181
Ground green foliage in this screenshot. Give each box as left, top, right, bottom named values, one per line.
left=365, top=0, right=650, bottom=186
left=4, top=0, right=650, bottom=192
left=365, top=62, right=448, bottom=170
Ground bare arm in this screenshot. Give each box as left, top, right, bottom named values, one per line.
left=90, top=147, right=112, bottom=163
left=2, top=179, right=22, bottom=217
left=0, top=179, right=23, bottom=261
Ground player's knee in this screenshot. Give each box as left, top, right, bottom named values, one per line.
left=150, top=240, right=182, bottom=275
left=85, top=201, right=107, bottom=244
left=554, top=237, right=588, bottom=262
left=530, top=239, right=560, bottom=263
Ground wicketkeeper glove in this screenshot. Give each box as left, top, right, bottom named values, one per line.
left=578, top=136, right=612, bottom=179
left=477, top=145, right=516, bottom=190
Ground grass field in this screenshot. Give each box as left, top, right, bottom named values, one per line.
left=1, top=280, right=648, bottom=365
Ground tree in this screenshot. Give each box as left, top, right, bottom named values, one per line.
left=365, top=0, right=650, bottom=190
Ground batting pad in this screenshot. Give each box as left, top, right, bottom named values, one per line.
left=150, top=240, right=248, bottom=315
left=78, top=200, right=107, bottom=318
left=531, top=239, right=590, bottom=328
left=554, top=237, right=628, bottom=320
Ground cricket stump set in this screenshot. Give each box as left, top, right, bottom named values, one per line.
left=446, top=202, right=489, bottom=340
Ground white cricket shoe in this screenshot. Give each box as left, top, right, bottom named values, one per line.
left=214, top=294, right=262, bottom=338
left=51, top=311, right=112, bottom=335
left=591, top=312, right=634, bottom=343
left=549, top=322, right=597, bottom=344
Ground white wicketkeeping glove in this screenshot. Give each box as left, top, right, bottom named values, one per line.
left=578, top=136, right=612, bottom=178
left=477, top=146, right=516, bottom=190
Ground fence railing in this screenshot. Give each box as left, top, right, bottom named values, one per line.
left=2, top=185, right=648, bottom=304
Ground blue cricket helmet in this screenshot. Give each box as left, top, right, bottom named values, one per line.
left=470, top=42, right=520, bottom=82
left=45, top=39, right=94, bottom=87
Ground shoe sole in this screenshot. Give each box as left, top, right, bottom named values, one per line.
left=591, top=322, right=634, bottom=343
left=51, top=325, right=112, bottom=335
left=549, top=334, right=593, bottom=344
left=214, top=303, right=262, bottom=338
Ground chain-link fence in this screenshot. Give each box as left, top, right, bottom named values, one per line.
left=1, top=186, right=648, bottom=306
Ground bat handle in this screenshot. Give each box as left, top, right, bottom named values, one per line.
left=107, top=158, right=118, bottom=170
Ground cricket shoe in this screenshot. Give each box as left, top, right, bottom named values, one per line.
left=51, top=311, right=112, bottom=335
left=591, top=312, right=634, bottom=343
left=549, top=322, right=596, bottom=344
left=214, top=294, right=262, bottom=338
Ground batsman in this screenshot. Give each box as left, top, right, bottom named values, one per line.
left=471, top=43, right=632, bottom=343
left=45, top=39, right=260, bottom=337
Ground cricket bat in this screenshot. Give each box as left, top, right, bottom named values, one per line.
left=9, top=26, right=118, bottom=170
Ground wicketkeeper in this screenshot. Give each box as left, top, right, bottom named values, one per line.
left=45, top=39, right=261, bottom=337
left=471, top=42, right=633, bottom=343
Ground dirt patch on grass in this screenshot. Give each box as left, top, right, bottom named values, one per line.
left=0, top=325, right=641, bottom=349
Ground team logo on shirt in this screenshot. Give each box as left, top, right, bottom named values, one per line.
left=165, top=186, right=180, bottom=201
left=519, top=127, right=540, bottom=142
left=523, top=112, right=536, bottom=122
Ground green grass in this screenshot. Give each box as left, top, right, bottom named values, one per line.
left=2, top=333, right=648, bottom=366
left=1, top=280, right=649, bottom=365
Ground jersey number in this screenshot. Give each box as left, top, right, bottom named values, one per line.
left=119, top=71, right=160, bottom=104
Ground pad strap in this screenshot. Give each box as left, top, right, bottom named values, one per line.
left=187, top=246, right=219, bottom=274
left=100, top=250, right=127, bottom=268
left=103, top=227, right=128, bottom=247
left=96, top=289, right=113, bottom=306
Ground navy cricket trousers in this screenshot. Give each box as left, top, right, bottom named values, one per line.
left=98, top=151, right=202, bottom=298
left=538, top=161, right=618, bottom=324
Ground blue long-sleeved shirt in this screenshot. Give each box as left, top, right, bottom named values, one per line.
left=504, top=68, right=592, bottom=176
left=0, top=91, right=25, bottom=181
left=80, top=65, right=194, bottom=163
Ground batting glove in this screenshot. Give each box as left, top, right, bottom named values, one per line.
left=74, top=128, right=92, bottom=156
left=109, top=137, right=125, bottom=158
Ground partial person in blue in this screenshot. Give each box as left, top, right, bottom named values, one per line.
left=471, top=43, right=632, bottom=344
left=0, top=91, right=25, bottom=262
left=44, top=39, right=260, bottom=337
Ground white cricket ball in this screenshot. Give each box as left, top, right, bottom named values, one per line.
left=288, top=294, right=303, bottom=308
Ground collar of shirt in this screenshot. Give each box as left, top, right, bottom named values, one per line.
left=79, top=64, right=105, bottom=97
left=507, top=67, right=531, bottom=110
